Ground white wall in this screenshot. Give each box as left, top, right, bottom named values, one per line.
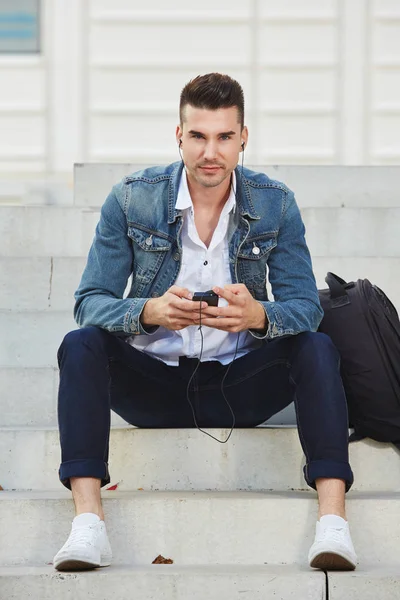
left=0, top=0, right=399, bottom=176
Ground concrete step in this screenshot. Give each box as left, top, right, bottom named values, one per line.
left=3, top=565, right=399, bottom=600
left=0, top=368, right=59, bottom=427
left=0, top=206, right=99, bottom=257
left=0, top=257, right=85, bottom=311
left=0, top=367, right=127, bottom=428
left=4, top=166, right=399, bottom=214
left=0, top=489, right=397, bottom=567
left=74, top=164, right=400, bottom=209
left=2, top=244, right=400, bottom=363
left=1, top=205, right=400, bottom=258
left=328, top=568, right=400, bottom=599
left=0, top=175, right=73, bottom=206
left=0, top=311, right=75, bottom=367
left=303, top=208, right=400, bottom=258
left=0, top=565, right=326, bottom=600
left=2, top=256, right=400, bottom=312
left=0, top=367, right=294, bottom=428
left=1, top=427, right=399, bottom=493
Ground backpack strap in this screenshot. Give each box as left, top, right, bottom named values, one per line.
left=325, top=272, right=351, bottom=308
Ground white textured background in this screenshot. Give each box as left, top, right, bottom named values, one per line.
left=0, top=0, right=399, bottom=176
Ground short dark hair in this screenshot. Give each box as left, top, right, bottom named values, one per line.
left=179, top=73, right=244, bottom=129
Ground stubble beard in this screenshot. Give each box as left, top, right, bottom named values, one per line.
left=191, top=165, right=230, bottom=189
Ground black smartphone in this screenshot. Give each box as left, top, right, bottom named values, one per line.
left=192, top=290, right=219, bottom=306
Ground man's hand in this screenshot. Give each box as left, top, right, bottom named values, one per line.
left=141, top=285, right=207, bottom=331
left=196, top=284, right=267, bottom=333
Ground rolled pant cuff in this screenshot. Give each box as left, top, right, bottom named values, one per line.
left=59, top=459, right=110, bottom=490
left=304, top=459, right=354, bottom=493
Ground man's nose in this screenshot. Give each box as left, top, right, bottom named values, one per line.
left=203, top=140, right=218, bottom=160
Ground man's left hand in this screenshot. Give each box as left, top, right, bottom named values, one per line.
left=196, top=284, right=267, bottom=333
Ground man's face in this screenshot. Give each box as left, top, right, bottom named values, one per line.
left=176, top=105, right=248, bottom=189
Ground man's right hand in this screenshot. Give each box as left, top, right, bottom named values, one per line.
left=140, top=286, right=208, bottom=331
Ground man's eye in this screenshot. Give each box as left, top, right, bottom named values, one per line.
left=220, top=135, right=232, bottom=141
left=191, top=134, right=203, bottom=139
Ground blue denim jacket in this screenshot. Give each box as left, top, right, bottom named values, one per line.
left=75, top=161, right=323, bottom=340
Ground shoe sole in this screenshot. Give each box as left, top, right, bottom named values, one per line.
left=54, top=558, right=112, bottom=572
left=310, top=551, right=356, bottom=571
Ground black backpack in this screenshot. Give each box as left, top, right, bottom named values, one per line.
left=318, top=272, right=400, bottom=450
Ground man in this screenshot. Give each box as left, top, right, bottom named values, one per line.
left=54, top=73, right=357, bottom=572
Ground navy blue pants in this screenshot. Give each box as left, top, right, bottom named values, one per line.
left=57, top=327, right=354, bottom=491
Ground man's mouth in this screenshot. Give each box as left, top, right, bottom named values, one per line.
left=199, top=165, right=222, bottom=172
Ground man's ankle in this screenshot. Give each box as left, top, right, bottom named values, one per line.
left=71, top=477, right=104, bottom=521
left=75, top=509, right=104, bottom=521
left=318, top=510, right=347, bottom=521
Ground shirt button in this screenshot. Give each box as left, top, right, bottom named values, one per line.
left=203, top=260, right=208, bottom=266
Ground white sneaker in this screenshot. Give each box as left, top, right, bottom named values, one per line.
left=308, top=515, right=357, bottom=570
left=53, top=513, right=112, bottom=571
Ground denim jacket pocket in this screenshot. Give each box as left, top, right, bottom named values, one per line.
left=237, top=233, right=277, bottom=299
left=238, top=233, right=277, bottom=260
left=128, top=227, right=172, bottom=296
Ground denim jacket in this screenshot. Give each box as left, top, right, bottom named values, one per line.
left=74, top=161, right=323, bottom=340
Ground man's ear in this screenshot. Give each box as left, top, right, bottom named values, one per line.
left=240, top=126, right=249, bottom=151
left=175, top=124, right=183, bottom=146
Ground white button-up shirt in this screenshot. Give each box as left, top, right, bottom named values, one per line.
left=129, top=169, right=260, bottom=365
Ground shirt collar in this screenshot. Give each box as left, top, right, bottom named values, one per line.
left=176, top=168, right=237, bottom=215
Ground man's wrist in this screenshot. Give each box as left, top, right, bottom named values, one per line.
left=251, top=301, right=268, bottom=331
left=140, top=298, right=158, bottom=328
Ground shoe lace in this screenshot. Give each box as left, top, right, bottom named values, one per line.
left=320, top=527, right=346, bottom=545
left=66, top=525, right=98, bottom=548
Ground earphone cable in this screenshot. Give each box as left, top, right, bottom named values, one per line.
left=185, top=147, right=246, bottom=443
left=186, top=295, right=239, bottom=444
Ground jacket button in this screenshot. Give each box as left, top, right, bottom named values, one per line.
left=173, top=252, right=180, bottom=261
left=151, top=292, right=159, bottom=298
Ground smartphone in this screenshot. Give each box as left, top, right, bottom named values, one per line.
left=192, top=290, right=219, bottom=306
